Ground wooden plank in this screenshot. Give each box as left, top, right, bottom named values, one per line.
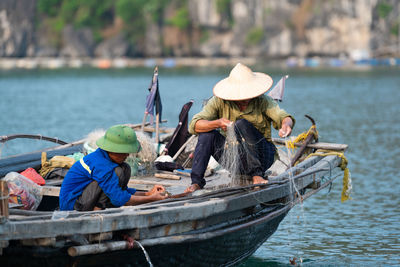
left=41, top=186, right=60, bottom=197
left=68, top=241, right=130, bottom=257
left=0, top=198, right=230, bottom=240
left=272, top=138, right=348, bottom=151
left=141, top=127, right=174, bottom=134
left=45, top=179, right=63, bottom=186
left=0, top=181, right=9, bottom=218
left=173, top=169, right=191, bottom=177
left=126, top=120, right=168, bottom=130
left=154, top=173, right=181, bottom=180
left=128, top=179, right=177, bottom=187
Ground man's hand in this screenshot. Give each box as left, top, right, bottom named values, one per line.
left=279, top=117, right=293, bottom=138
left=217, top=118, right=232, bottom=131
left=184, top=184, right=200, bottom=194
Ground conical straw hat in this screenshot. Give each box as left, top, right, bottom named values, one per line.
left=213, top=63, right=273, bottom=101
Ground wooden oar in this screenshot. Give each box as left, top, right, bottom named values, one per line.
left=172, top=135, right=196, bottom=161
left=272, top=138, right=347, bottom=151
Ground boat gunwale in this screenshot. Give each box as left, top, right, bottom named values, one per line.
left=0, top=154, right=343, bottom=241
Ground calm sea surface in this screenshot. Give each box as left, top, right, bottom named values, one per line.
left=0, top=65, right=399, bottom=266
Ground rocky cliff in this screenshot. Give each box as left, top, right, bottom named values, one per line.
left=0, top=0, right=399, bottom=59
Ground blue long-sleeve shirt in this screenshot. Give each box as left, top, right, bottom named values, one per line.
left=59, top=148, right=136, bottom=211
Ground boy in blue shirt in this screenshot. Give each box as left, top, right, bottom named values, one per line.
left=60, top=125, right=167, bottom=211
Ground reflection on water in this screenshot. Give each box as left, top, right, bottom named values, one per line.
left=1, top=67, right=399, bottom=266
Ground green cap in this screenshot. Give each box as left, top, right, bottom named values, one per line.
left=96, top=125, right=141, bottom=153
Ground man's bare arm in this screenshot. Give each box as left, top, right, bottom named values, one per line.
left=195, top=118, right=231, bottom=132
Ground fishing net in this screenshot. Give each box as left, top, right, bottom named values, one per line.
left=83, top=129, right=157, bottom=176
left=218, top=124, right=240, bottom=183
left=218, top=123, right=282, bottom=186
left=84, top=129, right=106, bottom=154
left=135, top=132, right=157, bottom=174
left=216, top=123, right=306, bottom=189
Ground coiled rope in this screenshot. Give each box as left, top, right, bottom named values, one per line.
left=285, top=125, right=351, bottom=202
left=285, top=125, right=318, bottom=152
left=303, top=149, right=352, bottom=202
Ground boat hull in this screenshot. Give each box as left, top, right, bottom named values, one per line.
left=1, top=207, right=288, bottom=267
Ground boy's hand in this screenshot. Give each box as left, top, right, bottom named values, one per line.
left=151, top=192, right=168, bottom=201
left=148, top=185, right=166, bottom=195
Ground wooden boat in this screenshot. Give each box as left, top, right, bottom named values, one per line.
left=0, top=121, right=348, bottom=266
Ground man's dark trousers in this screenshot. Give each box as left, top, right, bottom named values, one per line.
left=190, top=119, right=276, bottom=188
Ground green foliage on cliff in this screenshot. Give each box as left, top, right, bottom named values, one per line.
left=391, top=22, right=399, bottom=36
left=37, top=0, right=170, bottom=44
left=377, top=2, right=392, bottom=18
left=216, top=0, right=233, bottom=27
left=116, top=0, right=145, bottom=23
left=38, top=0, right=114, bottom=29
left=167, top=7, right=190, bottom=30
left=246, top=27, right=264, bottom=45
left=37, top=0, right=62, bottom=17
left=38, top=0, right=114, bottom=43
left=216, top=0, right=231, bottom=13
left=115, top=0, right=146, bottom=41
left=116, top=0, right=169, bottom=43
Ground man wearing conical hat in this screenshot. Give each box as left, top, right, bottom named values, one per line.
left=60, top=125, right=167, bottom=211
left=185, top=63, right=295, bottom=193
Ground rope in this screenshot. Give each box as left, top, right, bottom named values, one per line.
left=285, top=125, right=318, bottom=152
left=303, top=149, right=352, bottom=202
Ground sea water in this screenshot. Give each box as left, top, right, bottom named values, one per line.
left=1, top=66, right=399, bottom=266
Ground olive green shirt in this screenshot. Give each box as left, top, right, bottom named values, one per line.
left=189, top=95, right=295, bottom=141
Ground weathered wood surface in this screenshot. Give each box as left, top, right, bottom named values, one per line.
left=137, top=204, right=288, bottom=247
left=0, top=155, right=342, bottom=241
left=67, top=204, right=284, bottom=257
left=41, top=186, right=60, bottom=197
left=0, top=180, right=9, bottom=218
left=128, top=179, right=177, bottom=187
left=154, top=173, right=181, bottom=180
left=141, top=126, right=174, bottom=134
left=68, top=241, right=131, bottom=257
left=272, top=138, right=348, bottom=151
